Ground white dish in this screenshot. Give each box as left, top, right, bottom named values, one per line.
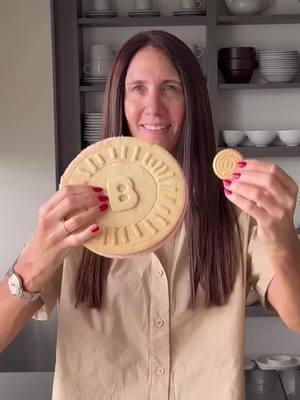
left=173, top=10, right=206, bottom=15
left=245, top=130, right=277, bottom=146
left=129, top=9, right=158, bottom=13
left=128, top=10, right=160, bottom=16
left=244, top=358, right=256, bottom=370
left=246, top=288, right=259, bottom=306
left=256, top=354, right=300, bottom=370
left=224, top=0, right=270, bottom=15
left=85, top=11, right=117, bottom=17
left=221, top=130, right=245, bottom=147
left=261, top=74, right=296, bottom=83
left=267, top=354, right=297, bottom=367
left=277, top=130, right=300, bottom=146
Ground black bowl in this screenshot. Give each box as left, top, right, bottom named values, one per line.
left=220, top=68, right=255, bottom=83
left=218, top=47, right=256, bottom=60
left=218, top=58, right=259, bottom=70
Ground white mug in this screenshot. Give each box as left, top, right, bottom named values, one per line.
left=181, top=0, right=202, bottom=9
left=187, top=44, right=204, bottom=60
left=92, top=0, right=111, bottom=11
left=134, top=0, right=152, bottom=10
left=89, top=44, right=114, bottom=61
left=83, top=60, right=112, bottom=77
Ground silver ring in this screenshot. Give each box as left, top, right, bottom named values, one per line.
left=62, top=219, right=72, bottom=235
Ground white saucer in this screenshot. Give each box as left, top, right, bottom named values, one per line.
left=244, top=358, right=256, bottom=370
left=85, top=10, right=117, bottom=17
left=173, top=8, right=206, bottom=14
left=128, top=10, right=160, bottom=17
left=256, top=354, right=300, bottom=370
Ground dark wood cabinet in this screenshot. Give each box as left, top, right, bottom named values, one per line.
left=51, top=0, right=300, bottom=317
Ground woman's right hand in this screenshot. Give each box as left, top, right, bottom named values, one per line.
left=15, top=185, right=109, bottom=292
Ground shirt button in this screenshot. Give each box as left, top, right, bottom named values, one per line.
left=156, top=367, right=165, bottom=375
left=156, top=269, right=164, bottom=277
left=156, top=319, right=164, bottom=327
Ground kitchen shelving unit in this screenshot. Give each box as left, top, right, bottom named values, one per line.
left=52, top=0, right=300, bottom=318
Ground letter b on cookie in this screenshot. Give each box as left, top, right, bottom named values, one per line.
left=107, top=176, right=138, bottom=211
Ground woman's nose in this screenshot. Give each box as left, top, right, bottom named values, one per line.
left=144, top=90, right=163, bottom=115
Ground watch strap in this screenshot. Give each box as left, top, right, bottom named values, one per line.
left=6, top=263, right=41, bottom=302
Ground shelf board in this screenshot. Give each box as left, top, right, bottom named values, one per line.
left=78, top=15, right=207, bottom=27
left=246, top=304, right=277, bottom=317
left=218, top=14, right=300, bottom=25
left=218, top=146, right=300, bottom=157
left=219, top=82, right=300, bottom=90
left=80, top=84, right=106, bottom=92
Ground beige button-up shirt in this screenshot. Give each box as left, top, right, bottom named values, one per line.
left=34, top=210, right=274, bottom=400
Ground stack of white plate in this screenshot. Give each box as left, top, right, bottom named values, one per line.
left=85, top=10, right=118, bottom=18
left=82, top=75, right=107, bottom=85
left=173, top=8, right=206, bottom=16
left=258, top=50, right=299, bottom=83
left=83, top=113, right=104, bottom=144
left=128, top=9, right=160, bottom=17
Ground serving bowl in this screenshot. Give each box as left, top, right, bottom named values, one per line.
left=218, top=47, right=256, bottom=60
left=219, top=58, right=258, bottom=70
left=224, top=0, right=270, bottom=15
left=222, top=130, right=245, bottom=146
left=267, top=354, right=297, bottom=367
left=220, top=68, right=255, bottom=83
left=277, top=130, right=300, bottom=146
left=245, top=130, right=277, bottom=146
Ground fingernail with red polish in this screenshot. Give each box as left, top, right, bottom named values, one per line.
left=99, top=203, right=108, bottom=212
left=223, top=179, right=232, bottom=187
left=92, top=187, right=103, bottom=192
left=91, top=225, right=100, bottom=233
left=98, top=195, right=109, bottom=202
left=233, top=173, right=241, bottom=179
left=224, top=188, right=232, bottom=196
left=237, top=161, right=247, bottom=168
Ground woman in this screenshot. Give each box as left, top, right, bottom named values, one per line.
left=1, top=31, right=300, bottom=400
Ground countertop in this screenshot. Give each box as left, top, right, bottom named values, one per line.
left=0, top=369, right=299, bottom=399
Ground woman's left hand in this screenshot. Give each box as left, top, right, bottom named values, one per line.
left=223, top=159, right=299, bottom=253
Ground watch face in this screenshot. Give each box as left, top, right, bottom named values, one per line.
left=8, top=274, right=21, bottom=296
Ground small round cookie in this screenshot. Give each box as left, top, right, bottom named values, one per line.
left=213, top=149, right=243, bottom=180
left=60, top=137, right=188, bottom=258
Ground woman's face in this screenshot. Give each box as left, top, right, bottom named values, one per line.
left=124, top=46, right=185, bottom=153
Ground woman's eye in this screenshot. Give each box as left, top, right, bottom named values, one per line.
left=131, top=85, right=146, bottom=94
left=163, top=85, right=181, bottom=94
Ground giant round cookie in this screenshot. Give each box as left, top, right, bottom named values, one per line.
left=60, top=137, right=188, bottom=258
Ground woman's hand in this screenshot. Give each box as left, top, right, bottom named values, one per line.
left=223, top=159, right=299, bottom=253
left=16, top=185, right=109, bottom=292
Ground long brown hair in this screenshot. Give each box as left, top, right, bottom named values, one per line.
left=75, top=30, right=242, bottom=310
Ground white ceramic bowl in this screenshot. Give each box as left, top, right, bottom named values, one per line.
left=222, top=130, right=245, bottom=147
left=245, top=130, right=277, bottom=146
left=267, top=354, right=296, bottom=367
left=224, top=0, right=270, bottom=15
left=261, top=73, right=297, bottom=83
left=277, top=130, right=300, bottom=146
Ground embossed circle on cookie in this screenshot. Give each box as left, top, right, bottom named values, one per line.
left=213, top=149, right=243, bottom=180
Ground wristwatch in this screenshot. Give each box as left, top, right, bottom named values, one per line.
left=6, top=264, right=41, bottom=302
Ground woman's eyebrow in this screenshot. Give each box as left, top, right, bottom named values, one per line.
left=125, top=79, right=182, bottom=85
left=125, top=80, right=146, bottom=85
left=162, top=79, right=182, bottom=85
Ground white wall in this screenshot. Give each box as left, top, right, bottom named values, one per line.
left=0, top=0, right=56, bottom=278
